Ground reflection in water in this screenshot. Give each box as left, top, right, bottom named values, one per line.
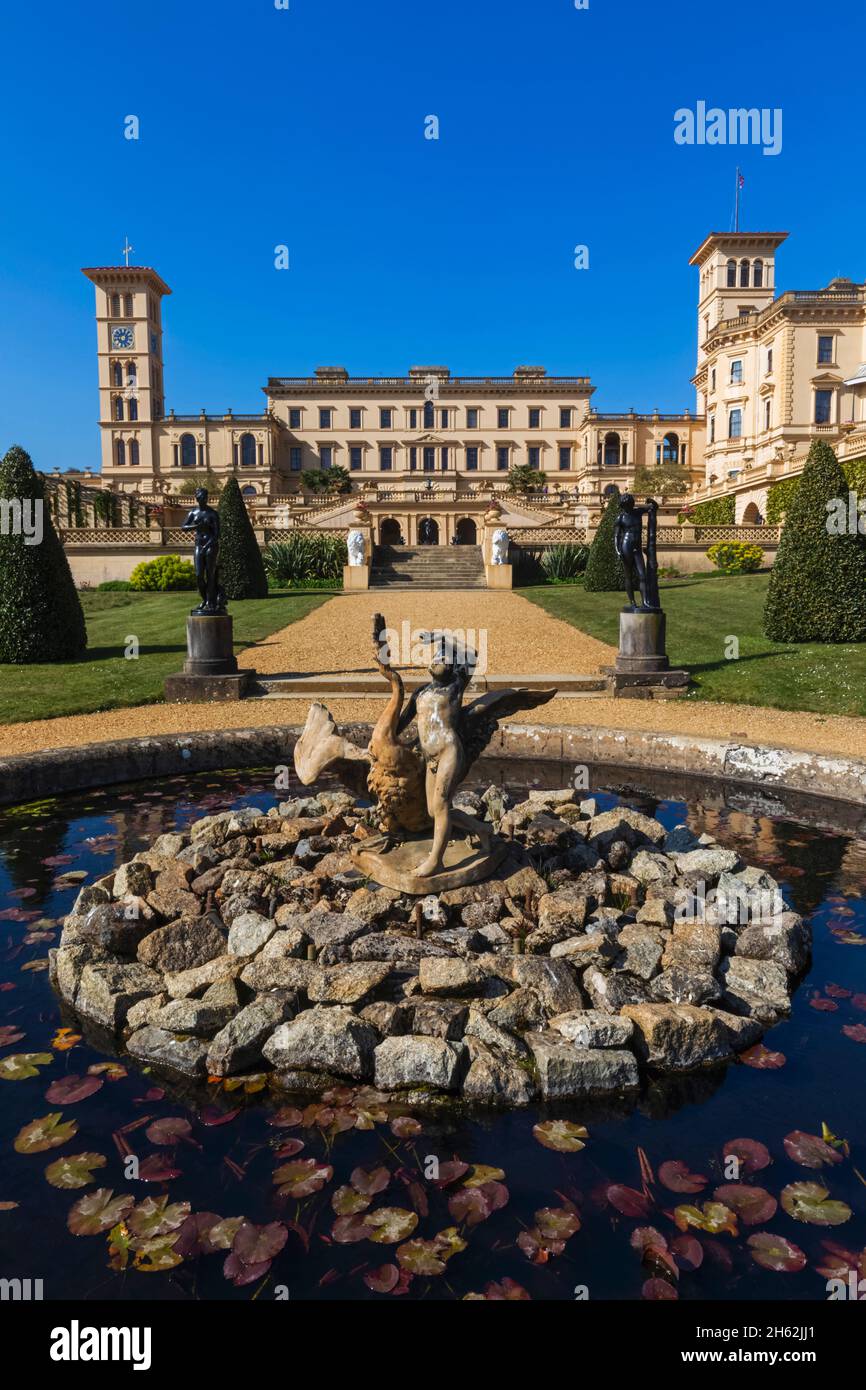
left=0, top=763, right=863, bottom=1303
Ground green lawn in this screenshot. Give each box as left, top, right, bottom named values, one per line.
left=0, top=589, right=334, bottom=724
left=520, top=573, right=866, bottom=717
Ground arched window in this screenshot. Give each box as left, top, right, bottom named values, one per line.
left=240, top=433, right=256, bottom=468
left=180, top=433, right=196, bottom=468
left=129, top=440, right=140, bottom=466
left=127, top=362, right=137, bottom=384
left=115, top=439, right=126, bottom=466
left=726, top=259, right=737, bottom=288
left=241, top=484, right=256, bottom=496
left=603, top=431, right=620, bottom=468
left=753, top=258, right=764, bottom=288
left=128, top=398, right=138, bottom=422
left=114, top=398, right=124, bottom=421
left=729, top=408, right=742, bottom=440
left=423, top=400, right=435, bottom=428
left=662, top=432, right=679, bottom=464
left=739, top=259, right=750, bottom=287
left=112, top=361, right=123, bottom=387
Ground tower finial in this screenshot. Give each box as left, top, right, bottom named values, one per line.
left=122, top=237, right=134, bottom=267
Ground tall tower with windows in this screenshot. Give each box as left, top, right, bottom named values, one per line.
left=689, top=232, right=787, bottom=375
left=82, top=261, right=171, bottom=489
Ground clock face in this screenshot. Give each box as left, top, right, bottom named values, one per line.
left=111, top=325, right=134, bottom=350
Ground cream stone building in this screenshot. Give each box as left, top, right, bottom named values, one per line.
left=690, top=232, right=866, bottom=521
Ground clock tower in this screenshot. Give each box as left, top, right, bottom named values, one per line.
left=82, top=260, right=172, bottom=489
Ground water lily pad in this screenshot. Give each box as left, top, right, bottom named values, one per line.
left=642, top=1277, right=677, bottom=1299
left=780, top=1182, right=852, bottom=1227
left=606, top=1184, right=652, bottom=1218
left=132, top=1237, right=184, bottom=1272
left=747, top=1231, right=807, bottom=1272
left=364, top=1262, right=400, bottom=1292
left=137, top=1153, right=181, bottom=1182
left=14, top=1112, right=78, bottom=1153
left=0, top=1026, right=25, bottom=1047
left=659, top=1160, right=708, bottom=1194
left=44, top=1074, right=103, bottom=1105
left=350, top=1164, right=390, bottom=1196
left=174, top=1213, right=243, bottom=1257
left=332, top=1185, right=372, bottom=1216
left=464, top=1164, right=506, bottom=1187
left=673, top=1202, right=738, bottom=1236
left=45, top=1152, right=107, bottom=1189
left=68, top=1188, right=134, bottom=1235
left=842, top=1024, right=866, bottom=1044
left=431, top=1159, right=470, bottom=1188
left=396, top=1238, right=446, bottom=1275
left=0, top=1052, right=53, bottom=1081
left=536, top=1206, right=580, bottom=1240
left=532, top=1119, right=588, bottom=1153
left=331, top=1213, right=373, bottom=1244
left=273, top=1158, right=333, bottom=1198
left=671, top=1235, right=703, bottom=1271
left=87, top=1061, right=126, bottom=1079
left=365, top=1207, right=419, bottom=1244
left=448, top=1183, right=507, bottom=1227
left=390, top=1115, right=422, bottom=1138
left=145, top=1117, right=193, bottom=1146
left=783, top=1131, right=843, bottom=1170
left=127, top=1195, right=191, bottom=1238
left=233, top=1220, right=289, bottom=1265
left=722, top=1137, right=771, bottom=1176
left=739, top=1043, right=786, bottom=1069
left=712, top=1184, right=777, bottom=1225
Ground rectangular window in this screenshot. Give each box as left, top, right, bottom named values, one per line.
left=497, top=446, right=509, bottom=471
left=440, top=408, right=449, bottom=428
left=290, top=447, right=302, bottom=470
left=320, top=445, right=333, bottom=469
left=558, top=445, right=570, bottom=470
left=815, top=389, right=832, bottom=424
left=764, top=399, right=771, bottom=430
left=708, top=414, right=715, bottom=443
left=349, top=408, right=362, bottom=429
left=730, top=360, right=743, bottom=385
left=441, top=447, right=449, bottom=470
left=766, top=349, right=773, bottom=374
left=528, top=446, right=541, bottom=468
left=289, top=408, right=302, bottom=429
left=319, top=407, right=333, bottom=429
left=408, top=408, right=417, bottom=429
left=528, top=407, right=541, bottom=428
left=465, top=446, right=478, bottom=471
left=710, top=369, right=716, bottom=392
left=379, top=446, right=393, bottom=471
left=728, top=409, right=742, bottom=440
left=497, top=407, right=508, bottom=428
left=423, top=447, right=435, bottom=471
left=559, top=407, right=571, bottom=428
left=349, top=446, right=362, bottom=470
left=818, top=335, right=834, bottom=365
left=466, top=407, right=479, bottom=429
left=409, top=446, right=417, bottom=470
left=380, top=407, right=393, bottom=428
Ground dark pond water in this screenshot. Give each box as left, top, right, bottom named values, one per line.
left=0, top=761, right=864, bottom=1303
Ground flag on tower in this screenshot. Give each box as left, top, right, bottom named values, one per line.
left=738, top=171, right=745, bottom=189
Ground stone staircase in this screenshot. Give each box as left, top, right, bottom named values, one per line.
left=370, top=544, right=486, bottom=589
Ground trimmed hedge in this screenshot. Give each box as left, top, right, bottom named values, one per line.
left=584, top=488, right=626, bottom=592
left=218, top=479, right=268, bottom=599
left=0, top=445, right=87, bottom=663
left=707, top=542, right=764, bottom=574
left=763, top=440, right=866, bottom=643
left=129, top=554, right=197, bottom=592
left=677, top=496, right=736, bottom=525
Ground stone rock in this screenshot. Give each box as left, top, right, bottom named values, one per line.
left=536, top=887, right=589, bottom=937
left=418, top=958, right=489, bottom=996
left=461, top=897, right=504, bottom=930
left=125, top=992, right=167, bottom=1030
left=734, top=914, right=810, bottom=976
left=227, top=911, right=279, bottom=958
left=239, top=956, right=321, bottom=994
left=113, top=861, right=154, bottom=899
left=70, top=883, right=111, bottom=917
left=662, top=920, right=722, bottom=974
left=548, top=1009, right=634, bottom=1048
left=64, top=903, right=152, bottom=958
left=308, top=962, right=392, bottom=1006
left=465, top=1006, right=527, bottom=1056
left=616, top=932, right=664, bottom=981
left=549, top=933, right=620, bottom=969
left=151, top=832, right=188, bottom=859
left=263, top=1006, right=377, bottom=1079
left=651, top=966, right=720, bottom=1006
left=152, top=996, right=237, bottom=1037
left=408, top=999, right=468, bottom=1040
left=126, top=1025, right=209, bottom=1078
left=54, top=943, right=106, bottom=1001
left=663, top=825, right=701, bottom=854
left=345, top=887, right=400, bottom=924
left=546, top=842, right=603, bottom=875
left=360, top=1001, right=410, bottom=1037
left=259, top=928, right=306, bottom=961
left=206, top=993, right=298, bottom=1076
left=605, top=839, right=632, bottom=871
left=621, top=1003, right=731, bottom=1070
left=201, top=977, right=240, bottom=1009
left=523, top=814, right=573, bottom=848
left=636, top=897, right=675, bottom=927
left=588, top=808, right=666, bottom=854
left=146, top=886, right=201, bottom=920
left=76, top=961, right=163, bottom=1029
left=500, top=865, right=548, bottom=901
left=351, top=933, right=453, bottom=963
left=528, top=787, right=577, bottom=807
left=630, top=849, right=677, bottom=887
left=525, top=1034, right=639, bottom=1097
left=718, top=957, right=791, bottom=1023
left=583, top=966, right=649, bottom=1011
left=674, top=846, right=741, bottom=882
left=462, top=1039, right=536, bottom=1105
left=487, top=987, right=546, bottom=1033
left=373, top=1035, right=465, bottom=1091
left=509, top=956, right=585, bottom=1013
left=477, top=923, right=512, bottom=951
left=704, top=1007, right=764, bottom=1052
left=164, top=954, right=240, bottom=999
left=138, top=916, right=227, bottom=973
left=480, top=784, right=512, bottom=825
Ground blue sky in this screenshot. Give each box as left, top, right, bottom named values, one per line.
left=1, top=0, right=863, bottom=473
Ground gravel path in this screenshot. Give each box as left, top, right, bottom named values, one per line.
left=1, top=590, right=863, bottom=759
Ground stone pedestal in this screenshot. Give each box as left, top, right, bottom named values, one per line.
left=485, top=562, right=513, bottom=589
left=164, top=614, right=253, bottom=702
left=600, top=608, right=690, bottom=699
left=343, top=563, right=370, bottom=590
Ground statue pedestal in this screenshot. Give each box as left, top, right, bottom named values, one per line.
left=164, top=614, right=254, bottom=702
left=351, top=811, right=508, bottom=894
left=600, top=608, right=690, bottom=699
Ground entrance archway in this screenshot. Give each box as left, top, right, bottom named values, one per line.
left=380, top=517, right=403, bottom=545
left=455, top=517, right=477, bottom=544
left=741, top=502, right=761, bottom=524
left=418, top=516, right=439, bottom=545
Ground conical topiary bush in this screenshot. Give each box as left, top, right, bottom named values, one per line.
left=583, top=487, right=626, bottom=592
left=0, top=445, right=87, bottom=662
left=217, top=478, right=269, bottom=599
left=763, top=439, right=866, bottom=642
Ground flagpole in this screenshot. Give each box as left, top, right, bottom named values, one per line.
left=735, top=167, right=740, bottom=232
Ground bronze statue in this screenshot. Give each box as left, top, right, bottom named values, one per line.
left=614, top=493, right=660, bottom=611
left=181, top=488, right=226, bottom=615
left=293, top=614, right=555, bottom=890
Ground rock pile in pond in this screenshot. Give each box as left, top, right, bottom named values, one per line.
left=50, top=787, right=810, bottom=1106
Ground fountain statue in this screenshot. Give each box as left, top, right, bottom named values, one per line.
left=294, top=613, right=555, bottom=891
left=181, top=487, right=226, bottom=615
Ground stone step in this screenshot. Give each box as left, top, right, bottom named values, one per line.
left=247, top=672, right=609, bottom=699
